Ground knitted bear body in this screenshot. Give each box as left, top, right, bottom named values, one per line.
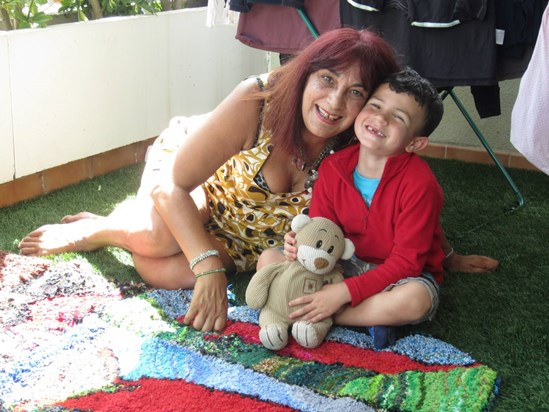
left=246, top=215, right=354, bottom=350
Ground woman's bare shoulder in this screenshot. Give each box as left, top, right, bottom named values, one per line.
left=231, top=74, right=268, bottom=98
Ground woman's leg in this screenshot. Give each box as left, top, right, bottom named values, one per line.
left=133, top=233, right=236, bottom=290
left=18, top=183, right=211, bottom=259
left=18, top=196, right=180, bottom=257
left=18, top=120, right=191, bottom=257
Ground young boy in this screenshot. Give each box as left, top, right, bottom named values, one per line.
left=258, top=67, right=445, bottom=349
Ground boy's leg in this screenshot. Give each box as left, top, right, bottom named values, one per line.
left=335, top=278, right=436, bottom=350
left=441, top=232, right=498, bottom=273
left=256, top=247, right=286, bottom=270
left=334, top=279, right=437, bottom=327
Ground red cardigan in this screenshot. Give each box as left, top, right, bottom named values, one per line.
left=309, top=145, right=445, bottom=306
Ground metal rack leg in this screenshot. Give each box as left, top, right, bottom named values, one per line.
left=297, top=9, right=319, bottom=38
left=441, top=89, right=525, bottom=210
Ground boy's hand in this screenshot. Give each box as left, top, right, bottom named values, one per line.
left=288, top=283, right=351, bottom=324
left=284, top=231, right=297, bottom=261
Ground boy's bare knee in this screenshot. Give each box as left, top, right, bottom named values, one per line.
left=257, top=248, right=284, bottom=270
left=405, top=295, right=432, bottom=321
left=387, top=283, right=432, bottom=323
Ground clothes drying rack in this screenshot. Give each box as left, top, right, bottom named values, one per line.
left=296, top=8, right=525, bottom=222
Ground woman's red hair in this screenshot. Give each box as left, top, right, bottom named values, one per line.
left=263, top=28, right=400, bottom=156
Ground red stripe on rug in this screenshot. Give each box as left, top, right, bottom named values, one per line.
left=216, top=321, right=469, bottom=374
left=56, top=378, right=293, bottom=412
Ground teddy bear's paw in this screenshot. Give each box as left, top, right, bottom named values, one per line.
left=260, top=324, right=288, bottom=351
left=292, top=321, right=322, bottom=348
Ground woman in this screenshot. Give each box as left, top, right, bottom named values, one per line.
left=19, top=28, right=497, bottom=332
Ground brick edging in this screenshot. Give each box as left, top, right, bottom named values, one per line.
left=0, top=137, right=156, bottom=208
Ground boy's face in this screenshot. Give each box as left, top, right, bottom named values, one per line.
left=354, top=83, right=428, bottom=157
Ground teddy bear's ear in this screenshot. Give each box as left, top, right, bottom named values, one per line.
left=291, top=214, right=311, bottom=233
left=340, top=238, right=355, bottom=260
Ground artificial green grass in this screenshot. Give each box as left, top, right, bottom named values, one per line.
left=1, top=158, right=548, bottom=411
left=0, top=165, right=144, bottom=283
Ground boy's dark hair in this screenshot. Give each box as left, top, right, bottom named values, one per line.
left=385, top=67, right=443, bottom=137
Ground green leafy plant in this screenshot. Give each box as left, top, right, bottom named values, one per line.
left=1, top=0, right=53, bottom=29
left=1, top=0, right=204, bottom=30
left=57, top=0, right=162, bottom=22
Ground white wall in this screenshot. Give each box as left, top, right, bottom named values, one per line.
left=430, top=80, right=520, bottom=153
left=0, top=8, right=267, bottom=183
left=0, top=34, right=15, bottom=183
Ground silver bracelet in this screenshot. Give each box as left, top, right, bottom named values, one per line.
left=444, top=247, right=455, bottom=259
left=189, top=249, right=220, bottom=270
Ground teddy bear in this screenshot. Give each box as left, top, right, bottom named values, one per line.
left=245, top=214, right=355, bottom=350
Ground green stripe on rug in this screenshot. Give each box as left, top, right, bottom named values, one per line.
left=340, top=365, right=498, bottom=411
left=158, top=325, right=497, bottom=412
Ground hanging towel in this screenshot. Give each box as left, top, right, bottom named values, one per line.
left=235, top=0, right=340, bottom=54
left=510, top=4, right=549, bottom=175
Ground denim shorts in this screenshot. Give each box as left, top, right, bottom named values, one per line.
left=338, top=256, right=440, bottom=324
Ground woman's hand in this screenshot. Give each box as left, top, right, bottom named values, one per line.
left=284, top=231, right=298, bottom=261
left=184, top=272, right=228, bottom=332
left=288, top=282, right=351, bottom=323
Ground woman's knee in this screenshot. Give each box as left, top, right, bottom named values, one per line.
left=116, top=200, right=180, bottom=257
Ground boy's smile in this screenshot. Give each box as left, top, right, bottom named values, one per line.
left=365, top=125, right=386, bottom=139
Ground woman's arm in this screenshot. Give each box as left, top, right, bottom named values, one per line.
left=151, top=77, right=265, bottom=332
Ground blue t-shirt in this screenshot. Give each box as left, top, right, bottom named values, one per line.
left=353, top=167, right=380, bottom=207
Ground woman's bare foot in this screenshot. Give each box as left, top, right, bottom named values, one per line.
left=60, top=211, right=102, bottom=224
left=444, top=253, right=499, bottom=273
left=18, top=219, right=104, bottom=256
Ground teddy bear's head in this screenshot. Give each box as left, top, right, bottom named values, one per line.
left=291, top=214, right=355, bottom=275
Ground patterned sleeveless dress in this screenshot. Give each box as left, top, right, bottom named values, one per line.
left=202, top=128, right=311, bottom=272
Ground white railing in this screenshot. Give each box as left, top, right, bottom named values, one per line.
left=0, top=8, right=267, bottom=184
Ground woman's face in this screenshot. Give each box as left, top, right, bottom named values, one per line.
left=301, top=64, right=367, bottom=140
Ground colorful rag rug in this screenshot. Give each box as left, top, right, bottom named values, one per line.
left=0, top=252, right=499, bottom=411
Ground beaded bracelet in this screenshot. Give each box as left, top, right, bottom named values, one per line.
left=195, top=267, right=226, bottom=279
left=444, top=247, right=455, bottom=260
left=189, top=249, right=220, bottom=270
